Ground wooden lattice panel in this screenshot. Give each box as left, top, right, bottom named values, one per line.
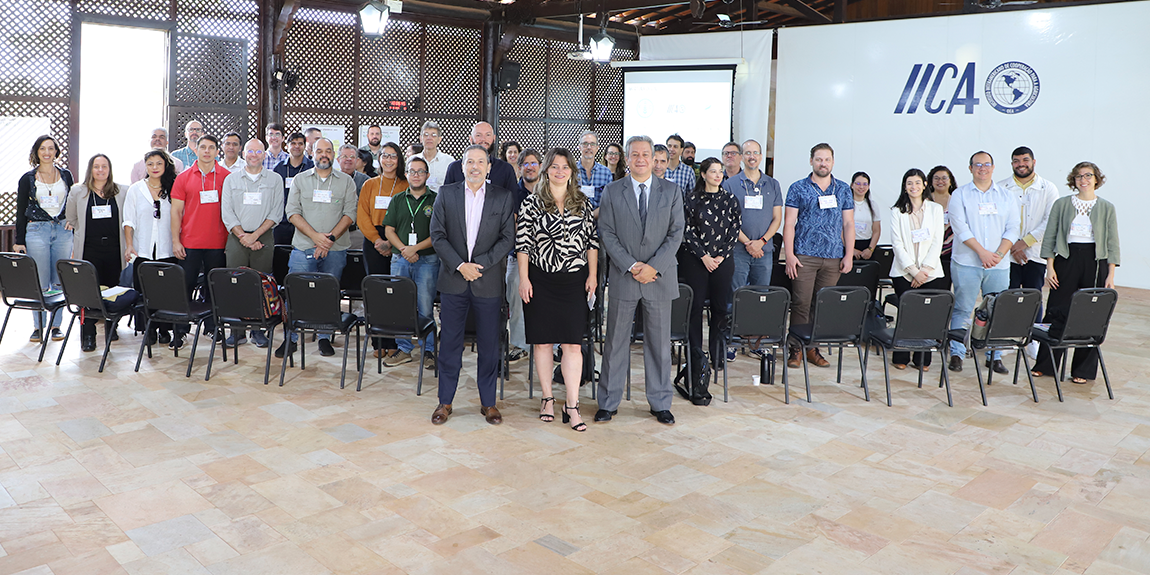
left=498, top=119, right=546, bottom=160
left=283, top=110, right=355, bottom=148
left=499, top=35, right=547, bottom=120
left=0, top=0, right=71, bottom=99
left=283, top=9, right=356, bottom=111
left=546, top=122, right=593, bottom=157
left=359, top=19, right=421, bottom=114
left=424, top=25, right=480, bottom=116
left=594, top=47, right=632, bottom=124
left=422, top=116, right=480, bottom=160
left=357, top=114, right=423, bottom=149
left=176, top=0, right=259, bottom=108
left=174, top=35, right=247, bottom=106
left=547, top=40, right=594, bottom=121
left=171, top=109, right=246, bottom=150
left=76, top=0, right=169, bottom=21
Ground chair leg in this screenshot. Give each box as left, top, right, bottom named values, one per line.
left=625, top=344, right=632, bottom=401
left=1058, top=350, right=1068, bottom=384
left=801, top=345, right=812, bottom=403
left=204, top=322, right=220, bottom=381
left=188, top=320, right=203, bottom=379
left=38, top=309, right=58, bottom=363
left=1047, top=346, right=1063, bottom=402
left=299, top=332, right=305, bottom=371
left=1097, top=348, right=1114, bottom=400
left=781, top=346, right=789, bottom=405
left=97, top=318, right=115, bottom=373
left=339, top=330, right=351, bottom=390
left=263, top=324, right=275, bottom=387
left=836, top=345, right=843, bottom=383
left=880, top=346, right=892, bottom=407
left=56, top=313, right=77, bottom=366
left=135, top=318, right=152, bottom=372
left=0, top=307, right=10, bottom=347
left=377, top=337, right=382, bottom=374
left=1021, top=352, right=1038, bottom=403
left=416, top=334, right=426, bottom=396
left=856, top=345, right=869, bottom=402
left=357, top=331, right=370, bottom=392
left=279, top=329, right=293, bottom=387
left=916, top=353, right=924, bottom=389
left=528, top=346, right=534, bottom=399
left=971, top=351, right=987, bottom=406
left=941, top=353, right=953, bottom=407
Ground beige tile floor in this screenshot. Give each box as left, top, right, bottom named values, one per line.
left=0, top=287, right=1148, bottom=574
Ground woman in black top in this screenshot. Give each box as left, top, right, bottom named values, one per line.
left=65, top=154, right=129, bottom=352
left=516, top=148, right=598, bottom=432
left=15, top=135, right=74, bottom=343
left=679, top=157, right=742, bottom=374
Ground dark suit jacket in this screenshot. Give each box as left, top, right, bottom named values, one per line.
left=444, top=156, right=519, bottom=193
left=599, top=176, right=684, bottom=301
left=430, top=182, right=516, bottom=299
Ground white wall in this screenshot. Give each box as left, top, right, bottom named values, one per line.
left=641, top=30, right=773, bottom=156
left=773, top=1, right=1150, bottom=288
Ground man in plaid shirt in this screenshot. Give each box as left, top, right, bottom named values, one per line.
left=664, top=134, right=697, bottom=192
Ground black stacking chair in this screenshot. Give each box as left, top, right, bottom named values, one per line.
left=946, top=288, right=1042, bottom=406
left=55, top=259, right=132, bottom=372
left=724, top=286, right=790, bottom=403
left=788, top=286, right=871, bottom=403
left=628, top=283, right=692, bottom=401
left=279, top=272, right=361, bottom=388
left=871, top=245, right=895, bottom=301
left=838, top=259, right=881, bottom=297
left=134, top=262, right=213, bottom=377
left=204, top=268, right=283, bottom=384
left=357, top=275, right=436, bottom=393
left=867, top=289, right=954, bottom=407
left=0, top=253, right=66, bottom=361
left=272, top=244, right=293, bottom=287
left=341, top=249, right=367, bottom=304
left=1031, top=288, right=1118, bottom=402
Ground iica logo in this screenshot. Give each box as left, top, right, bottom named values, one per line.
left=894, top=61, right=1040, bottom=115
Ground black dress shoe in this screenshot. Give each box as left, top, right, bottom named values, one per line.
left=650, top=410, right=675, bottom=425
left=948, top=355, right=964, bottom=372
left=158, top=330, right=172, bottom=345
left=594, top=409, right=617, bottom=422
left=317, top=339, right=336, bottom=357
left=81, top=334, right=97, bottom=352
left=274, top=340, right=297, bottom=358
left=986, top=359, right=1009, bottom=374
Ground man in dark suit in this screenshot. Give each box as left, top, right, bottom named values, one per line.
left=596, top=135, right=685, bottom=425
left=442, top=122, right=519, bottom=192
left=429, top=145, right=517, bottom=425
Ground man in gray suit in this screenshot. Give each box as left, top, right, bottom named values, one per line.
left=429, top=145, right=517, bottom=426
left=596, top=135, right=685, bottom=425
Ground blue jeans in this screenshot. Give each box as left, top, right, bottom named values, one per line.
left=950, top=262, right=1009, bottom=359
left=728, top=247, right=774, bottom=313
left=24, top=220, right=72, bottom=329
left=391, top=254, right=439, bottom=354
left=287, top=248, right=347, bottom=342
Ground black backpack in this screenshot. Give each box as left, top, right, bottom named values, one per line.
left=552, top=341, right=597, bottom=387
left=674, top=346, right=712, bottom=406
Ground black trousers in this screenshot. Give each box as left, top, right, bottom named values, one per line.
left=81, top=242, right=123, bottom=338
left=362, top=238, right=395, bottom=350
left=178, top=248, right=226, bottom=334
left=678, top=252, right=734, bottom=362
left=1032, top=244, right=1108, bottom=380
left=1011, top=259, right=1047, bottom=320
left=890, top=275, right=950, bottom=366
left=937, top=254, right=953, bottom=291
left=273, top=221, right=294, bottom=246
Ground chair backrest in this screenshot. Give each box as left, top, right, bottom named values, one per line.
left=362, top=274, right=419, bottom=333
left=837, top=259, right=881, bottom=296
left=283, top=272, right=342, bottom=326
left=810, top=286, right=870, bottom=342
left=730, top=285, right=789, bottom=342
left=272, top=244, right=293, bottom=286
left=56, top=259, right=109, bottom=312
left=871, top=246, right=895, bottom=280
left=0, top=252, right=45, bottom=304
left=207, top=268, right=269, bottom=322
left=341, top=250, right=367, bottom=295
left=1060, top=288, right=1118, bottom=345
left=136, top=261, right=191, bottom=315
left=634, top=282, right=692, bottom=340
left=985, top=288, right=1042, bottom=343
left=891, top=289, right=953, bottom=343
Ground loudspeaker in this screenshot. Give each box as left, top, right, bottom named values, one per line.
left=497, top=61, right=521, bottom=91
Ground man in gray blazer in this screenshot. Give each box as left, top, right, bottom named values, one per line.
left=429, top=145, right=517, bottom=426
left=596, top=135, right=685, bottom=425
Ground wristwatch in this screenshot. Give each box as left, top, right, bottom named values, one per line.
left=327, top=234, right=337, bottom=242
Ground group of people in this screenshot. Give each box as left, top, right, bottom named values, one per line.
left=13, top=118, right=1119, bottom=428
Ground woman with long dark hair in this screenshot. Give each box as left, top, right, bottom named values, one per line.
left=516, top=147, right=598, bottom=432
left=850, top=171, right=881, bottom=260
left=926, top=165, right=957, bottom=290
left=678, top=157, right=741, bottom=383
left=1031, top=162, right=1119, bottom=384
left=123, top=150, right=179, bottom=345
left=357, top=141, right=409, bottom=361
left=888, top=168, right=947, bottom=370
left=355, top=148, right=378, bottom=178
left=602, top=142, right=627, bottom=181
left=14, top=135, right=74, bottom=343
left=501, top=141, right=522, bottom=180
left=65, top=154, right=129, bottom=351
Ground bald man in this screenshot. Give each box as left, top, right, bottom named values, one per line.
left=171, top=120, right=203, bottom=169
left=442, top=122, right=519, bottom=192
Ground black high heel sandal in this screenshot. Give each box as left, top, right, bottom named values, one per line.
left=562, top=404, right=587, bottom=432
left=539, top=397, right=555, bottom=422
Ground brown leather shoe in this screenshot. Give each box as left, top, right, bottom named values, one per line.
left=787, top=348, right=802, bottom=369
left=480, top=405, right=503, bottom=425
left=807, top=348, right=830, bottom=367
left=431, top=404, right=452, bottom=425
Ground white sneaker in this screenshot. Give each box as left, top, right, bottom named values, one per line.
left=1026, top=341, right=1039, bottom=360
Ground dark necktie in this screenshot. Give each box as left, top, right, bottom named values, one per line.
left=638, top=183, right=648, bottom=228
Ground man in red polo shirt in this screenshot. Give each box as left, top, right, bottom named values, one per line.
left=170, top=134, right=230, bottom=348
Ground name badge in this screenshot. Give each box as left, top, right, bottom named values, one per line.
left=943, top=212, right=950, bottom=226
left=427, top=175, right=439, bottom=189
left=92, top=205, right=113, bottom=219
left=408, top=233, right=419, bottom=246
left=243, top=192, right=261, bottom=205
left=818, top=194, right=838, bottom=210
left=285, top=176, right=294, bottom=188
left=855, top=222, right=868, bottom=233
left=910, top=227, right=931, bottom=243
left=1070, top=221, right=1092, bottom=236
left=200, top=190, right=219, bottom=204
left=978, top=202, right=998, bottom=215
left=744, top=195, right=763, bottom=210
left=313, top=189, right=332, bottom=203
left=40, top=196, right=59, bottom=210
left=580, top=185, right=594, bottom=198
left=374, top=196, right=392, bottom=210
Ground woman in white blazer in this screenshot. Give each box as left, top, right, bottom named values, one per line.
left=888, top=168, right=947, bottom=370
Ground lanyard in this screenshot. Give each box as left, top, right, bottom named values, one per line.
left=199, top=167, right=217, bottom=193
left=741, top=175, right=761, bottom=196
left=377, top=173, right=398, bottom=202
left=406, top=193, right=429, bottom=232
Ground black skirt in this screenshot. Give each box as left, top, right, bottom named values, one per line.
left=523, top=263, right=589, bottom=345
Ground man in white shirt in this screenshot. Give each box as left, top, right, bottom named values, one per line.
left=130, top=127, right=184, bottom=182
left=219, top=132, right=244, bottom=172
left=412, top=121, right=453, bottom=191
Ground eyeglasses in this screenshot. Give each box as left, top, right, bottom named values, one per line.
left=723, top=151, right=740, bottom=157
left=1074, top=173, right=1095, bottom=180
left=379, top=153, right=398, bottom=159
left=244, top=150, right=264, bottom=156
left=743, top=151, right=761, bottom=156
left=408, top=169, right=429, bottom=176
left=972, top=162, right=993, bottom=169
left=421, top=132, right=440, bottom=138
left=521, top=162, right=540, bottom=168
left=579, top=142, right=599, bottom=147
left=153, top=199, right=161, bottom=219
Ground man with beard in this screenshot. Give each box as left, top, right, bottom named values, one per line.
left=783, top=143, right=855, bottom=369
left=130, top=127, right=184, bottom=182
left=664, top=134, right=696, bottom=192
left=272, top=133, right=313, bottom=245
left=505, top=149, right=542, bottom=363
left=171, top=120, right=203, bottom=169
left=360, top=125, right=384, bottom=172
left=682, top=141, right=700, bottom=179
left=998, top=146, right=1058, bottom=359
left=443, top=121, right=518, bottom=192
left=276, top=138, right=358, bottom=359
